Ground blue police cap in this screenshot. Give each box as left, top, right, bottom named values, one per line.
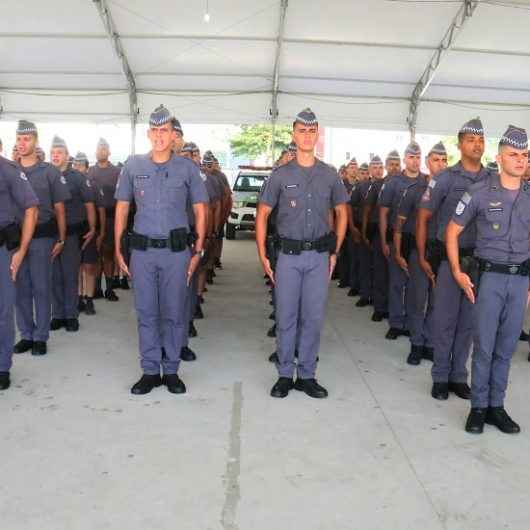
left=459, top=117, right=484, bottom=136
left=294, top=108, right=318, bottom=126
left=499, top=124, right=528, bottom=150
left=428, top=141, right=447, bottom=157
left=369, top=155, right=383, bottom=166
left=16, top=120, right=38, bottom=135
left=149, top=104, right=173, bottom=127
left=404, top=141, right=421, bottom=156
left=386, top=150, right=400, bottom=162
left=51, top=135, right=68, bottom=151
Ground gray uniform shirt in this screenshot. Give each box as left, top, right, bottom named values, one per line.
left=115, top=153, right=208, bottom=239
left=62, top=168, right=95, bottom=225
left=17, top=161, right=70, bottom=225
left=88, top=163, right=121, bottom=211
left=420, top=162, right=490, bottom=248
left=259, top=159, right=348, bottom=241
left=378, top=172, right=422, bottom=228
left=452, top=173, right=530, bottom=264
left=363, top=178, right=384, bottom=224
left=0, top=156, right=39, bottom=229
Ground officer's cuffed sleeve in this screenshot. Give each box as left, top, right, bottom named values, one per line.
left=331, top=177, right=349, bottom=206
left=377, top=179, right=394, bottom=207
left=259, top=172, right=281, bottom=208
left=188, top=166, right=209, bottom=205
left=49, top=166, right=71, bottom=204
left=397, top=188, right=414, bottom=220
left=7, top=166, right=39, bottom=211
left=114, top=164, right=134, bottom=202
left=451, top=191, right=477, bottom=227
left=80, top=175, right=96, bottom=203
left=420, top=172, right=448, bottom=212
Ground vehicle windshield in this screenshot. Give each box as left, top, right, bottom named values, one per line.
left=233, top=174, right=266, bottom=192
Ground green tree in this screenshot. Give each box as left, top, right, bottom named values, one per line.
left=230, top=124, right=292, bottom=163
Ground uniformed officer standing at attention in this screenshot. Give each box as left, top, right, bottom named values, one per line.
left=49, top=137, right=96, bottom=332
left=446, top=125, right=530, bottom=434
left=75, top=152, right=105, bottom=316
left=379, top=142, right=422, bottom=339
left=393, top=142, right=448, bottom=365
left=417, top=118, right=490, bottom=401
left=0, top=156, right=39, bottom=390
left=114, top=105, right=208, bottom=395
left=13, top=121, right=70, bottom=356
left=88, top=138, right=121, bottom=301
left=361, top=155, right=388, bottom=320
left=256, top=108, right=349, bottom=399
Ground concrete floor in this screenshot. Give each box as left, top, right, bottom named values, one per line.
left=2, top=234, right=530, bottom=530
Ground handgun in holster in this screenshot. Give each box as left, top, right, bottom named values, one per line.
left=2, top=223, right=21, bottom=251
left=426, top=239, right=443, bottom=276
left=169, top=228, right=188, bottom=252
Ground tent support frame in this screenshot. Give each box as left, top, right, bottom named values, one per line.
left=407, top=0, right=478, bottom=138
left=93, top=0, right=138, bottom=154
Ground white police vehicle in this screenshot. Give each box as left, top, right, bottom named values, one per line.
left=226, top=166, right=271, bottom=240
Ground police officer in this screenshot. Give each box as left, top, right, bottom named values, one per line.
left=394, top=142, right=448, bottom=365
left=88, top=138, right=121, bottom=300
left=0, top=155, right=39, bottom=390
left=361, top=155, right=388, bottom=319
left=49, top=137, right=96, bottom=332
left=256, top=108, right=349, bottom=399
left=348, top=159, right=365, bottom=297
left=114, top=105, right=208, bottom=395
left=13, top=120, right=71, bottom=356
left=446, top=125, right=530, bottom=434
left=75, top=151, right=105, bottom=315
left=417, top=117, right=490, bottom=401
left=379, top=142, right=423, bottom=339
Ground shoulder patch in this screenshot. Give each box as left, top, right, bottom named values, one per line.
left=99, top=188, right=105, bottom=196
left=60, top=176, right=67, bottom=185
left=19, top=172, right=28, bottom=181
left=86, top=179, right=91, bottom=187
left=428, top=179, right=436, bottom=189
left=421, top=189, right=431, bottom=203
left=455, top=200, right=466, bottom=216
left=461, top=192, right=472, bottom=205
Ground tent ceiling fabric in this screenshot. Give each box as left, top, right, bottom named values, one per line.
left=1, top=0, right=530, bottom=135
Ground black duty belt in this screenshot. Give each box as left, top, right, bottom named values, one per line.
left=129, top=228, right=190, bottom=252
left=478, top=259, right=530, bottom=276
left=33, top=219, right=58, bottom=239
left=279, top=232, right=336, bottom=255
left=66, top=221, right=88, bottom=237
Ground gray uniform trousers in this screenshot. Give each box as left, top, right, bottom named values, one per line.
left=275, top=250, right=329, bottom=379
left=371, top=233, right=388, bottom=313
left=358, top=241, right=373, bottom=300
left=471, top=272, right=528, bottom=409
left=0, top=246, right=15, bottom=372
left=181, top=272, right=198, bottom=350
left=52, top=233, right=81, bottom=319
left=406, top=249, right=435, bottom=347
left=388, top=243, right=408, bottom=329
left=431, top=260, right=473, bottom=383
left=130, top=247, right=190, bottom=375
left=16, top=237, right=54, bottom=342
left=349, top=241, right=361, bottom=291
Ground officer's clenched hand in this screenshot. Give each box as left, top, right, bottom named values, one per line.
left=116, top=250, right=130, bottom=279
left=260, top=257, right=275, bottom=285
left=187, top=254, right=200, bottom=286
left=81, top=229, right=96, bottom=251
left=328, top=254, right=337, bottom=280
left=395, top=254, right=409, bottom=276
left=381, top=242, right=391, bottom=260
left=10, top=250, right=25, bottom=282
left=50, top=241, right=64, bottom=261
left=454, top=271, right=475, bottom=304
left=419, top=257, right=436, bottom=288
left=351, top=227, right=361, bottom=244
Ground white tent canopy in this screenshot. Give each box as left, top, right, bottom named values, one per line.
left=1, top=0, right=530, bottom=141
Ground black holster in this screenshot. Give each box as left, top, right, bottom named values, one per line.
left=426, top=239, right=443, bottom=276
left=129, top=232, right=148, bottom=251
left=386, top=227, right=393, bottom=244
left=461, top=255, right=480, bottom=296
left=120, top=231, right=130, bottom=256
left=169, top=228, right=188, bottom=252
left=266, top=235, right=279, bottom=268
left=0, top=223, right=21, bottom=251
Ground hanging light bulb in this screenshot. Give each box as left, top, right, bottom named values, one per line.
left=204, top=0, right=210, bottom=22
